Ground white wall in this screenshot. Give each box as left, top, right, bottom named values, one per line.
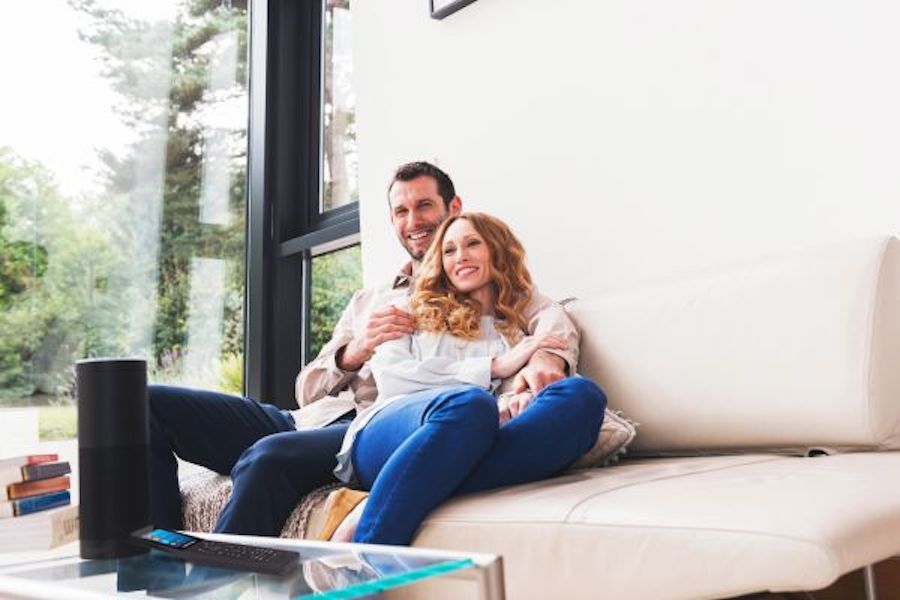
left=354, top=0, right=900, bottom=299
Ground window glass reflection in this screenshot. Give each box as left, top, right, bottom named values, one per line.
left=322, top=0, right=357, bottom=212
left=0, top=0, right=249, bottom=451
left=310, top=245, right=362, bottom=359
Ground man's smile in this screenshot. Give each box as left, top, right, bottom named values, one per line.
left=407, top=228, right=434, bottom=242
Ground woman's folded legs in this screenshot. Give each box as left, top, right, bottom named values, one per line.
left=348, top=377, right=606, bottom=546
left=351, top=385, right=499, bottom=546
left=455, top=376, right=607, bottom=495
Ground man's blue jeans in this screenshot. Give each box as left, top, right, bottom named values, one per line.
left=351, top=377, right=606, bottom=546
left=148, top=385, right=350, bottom=536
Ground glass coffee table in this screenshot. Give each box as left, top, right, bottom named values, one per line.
left=0, top=533, right=505, bottom=599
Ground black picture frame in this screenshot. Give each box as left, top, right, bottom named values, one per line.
left=430, top=0, right=479, bottom=20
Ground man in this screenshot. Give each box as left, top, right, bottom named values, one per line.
left=149, top=161, right=578, bottom=537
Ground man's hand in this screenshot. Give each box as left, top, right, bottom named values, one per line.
left=512, top=349, right=567, bottom=394
left=337, top=306, right=416, bottom=371
left=498, top=390, right=535, bottom=425
left=490, top=334, right=567, bottom=380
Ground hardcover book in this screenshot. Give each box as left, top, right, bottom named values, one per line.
left=0, top=490, right=71, bottom=518
left=7, top=475, right=71, bottom=500
left=0, top=454, right=59, bottom=492
left=21, top=461, right=71, bottom=482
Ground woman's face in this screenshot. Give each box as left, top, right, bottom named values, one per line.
left=441, top=219, right=492, bottom=294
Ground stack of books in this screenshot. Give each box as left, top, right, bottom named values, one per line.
left=0, top=453, right=79, bottom=551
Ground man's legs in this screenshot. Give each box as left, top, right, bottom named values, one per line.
left=148, top=384, right=295, bottom=530
left=350, top=386, right=499, bottom=546
left=214, top=422, right=350, bottom=536
left=455, top=376, right=606, bottom=495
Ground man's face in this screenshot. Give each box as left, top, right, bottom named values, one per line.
left=389, top=175, right=461, bottom=261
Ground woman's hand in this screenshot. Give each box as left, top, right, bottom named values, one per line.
left=338, top=306, right=416, bottom=371
left=498, top=390, right=535, bottom=425
left=491, top=333, right=568, bottom=380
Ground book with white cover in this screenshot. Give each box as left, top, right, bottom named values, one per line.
left=0, top=504, right=78, bottom=552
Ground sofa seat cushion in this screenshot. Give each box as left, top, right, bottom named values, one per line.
left=412, top=452, right=900, bottom=600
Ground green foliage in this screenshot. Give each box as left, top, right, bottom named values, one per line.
left=218, top=352, right=243, bottom=395
left=0, top=152, right=62, bottom=401
left=4, top=0, right=359, bottom=409
left=39, top=405, right=78, bottom=442
left=0, top=151, right=49, bottom=308
left=2, top=1, right=251, bottom=406
left=70, top=0, right=249, bottom=373
left=0, top=148, right=140, bottom=403
left=310, top=245, right=362, bottom=358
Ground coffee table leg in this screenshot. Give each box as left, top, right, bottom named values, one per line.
left=472, top=556, right=505, bottom=600
left=863, top=564, right=878, bottom=600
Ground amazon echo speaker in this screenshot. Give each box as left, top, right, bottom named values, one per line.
left=77, top=358, right=151, bottom=559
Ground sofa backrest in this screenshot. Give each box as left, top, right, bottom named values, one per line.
left=567, top=236, right=900, bottom=454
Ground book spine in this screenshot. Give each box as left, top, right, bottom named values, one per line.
left=7, top=476, right=70, bottom=500
left=14, top=491, right=71, bottom=516
left=0, top=454, right=59, bottom=488
left=23, top=454, right=59, bottom=465
left=21, top=462, right=71, bottom=481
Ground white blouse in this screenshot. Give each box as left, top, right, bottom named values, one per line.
left=333, top=316, right=513, bottom=483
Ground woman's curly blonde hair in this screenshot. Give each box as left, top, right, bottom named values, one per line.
left=411, top=212, right=533, bottom=342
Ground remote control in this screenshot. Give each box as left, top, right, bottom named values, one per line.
left=131, top=527, right=300, bottom=576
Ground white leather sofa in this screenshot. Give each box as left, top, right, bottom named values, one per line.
left=405, top=235, right=900, bottom=599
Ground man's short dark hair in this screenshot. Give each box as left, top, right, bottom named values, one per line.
left=387, top=161, right=456, bottom=208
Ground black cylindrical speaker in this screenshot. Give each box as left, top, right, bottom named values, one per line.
left=77, top=358, right=151, bottom=559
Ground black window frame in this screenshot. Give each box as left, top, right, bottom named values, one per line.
left=245, top=0, right=360, bottom=408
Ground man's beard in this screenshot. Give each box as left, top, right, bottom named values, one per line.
left=404, top=244, right=427, bottom=261
left=398, top=214, right=449, bottom=261
left=399, top=232, right=433, bottom=261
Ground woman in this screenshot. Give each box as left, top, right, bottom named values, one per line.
left=332, top=212, right=606, bottom=545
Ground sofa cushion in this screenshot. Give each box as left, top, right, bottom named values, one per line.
left=411, top=452, right=900, bottom=600
left=568, top=236, right=900, bottom=454
left=178, top=406, right=637, bottom=540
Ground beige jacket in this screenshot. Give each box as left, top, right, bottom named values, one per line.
left=290, top=264, right=580, bottom=430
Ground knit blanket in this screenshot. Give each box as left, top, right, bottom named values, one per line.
left=178, top=463, right=340, bottom=538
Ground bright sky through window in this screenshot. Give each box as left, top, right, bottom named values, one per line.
left=0, top=1, right=178, bottom=197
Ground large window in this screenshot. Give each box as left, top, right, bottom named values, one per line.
left=311, top=0, right=362, bottom=359
left=0, top=1, right=249, bottom=447
left=245, top=0, right=362, bottom=408
left=311, top=244, right=362, bottom=358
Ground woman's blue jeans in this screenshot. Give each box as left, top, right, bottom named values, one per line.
left=350, top=376, right=606, bottom=546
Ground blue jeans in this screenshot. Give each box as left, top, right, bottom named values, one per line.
left=148, top=385, right=350, bottom=535
left=350, top=377, right=606, bottom=545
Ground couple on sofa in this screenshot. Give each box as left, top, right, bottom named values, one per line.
left=149, top=161, right=606, bottom=546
